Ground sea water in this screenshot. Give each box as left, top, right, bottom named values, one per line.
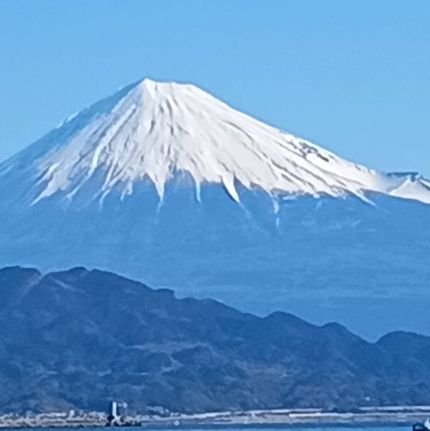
left=9, top=426, right=410, bottom=431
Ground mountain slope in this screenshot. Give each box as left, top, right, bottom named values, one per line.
left=1, top=267, right=430, bottom=414
left=1, top=79, right=429, bottom=206
left=0, top=79, right=429, bottom=338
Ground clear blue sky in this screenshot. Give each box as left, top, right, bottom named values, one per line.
left=0, top=0, right=429, bottom=175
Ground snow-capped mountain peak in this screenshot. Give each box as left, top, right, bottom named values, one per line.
left=1, top=78, right=430, bottom=339
left=1, top=78, right=430, bottom=205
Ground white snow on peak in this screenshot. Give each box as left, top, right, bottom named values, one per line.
left=1, top=78, right=430, bottom=205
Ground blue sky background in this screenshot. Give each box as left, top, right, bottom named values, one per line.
left=0, top=0, right=429, bottom=175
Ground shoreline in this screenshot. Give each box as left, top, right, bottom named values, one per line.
left=1, top=407, right=430, bottom=429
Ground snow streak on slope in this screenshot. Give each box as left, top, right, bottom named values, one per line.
left=1, top=78, right=430, bottom=205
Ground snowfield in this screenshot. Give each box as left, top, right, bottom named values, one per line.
left=1, top=78, right=429, bottom=207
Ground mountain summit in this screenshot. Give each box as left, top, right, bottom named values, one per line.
left=0, top=78, right=429, bottom=338
left=1, top=78, right=429, bottom=207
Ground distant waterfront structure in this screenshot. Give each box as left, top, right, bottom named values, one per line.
left=106, top=400, right=136, bottom=427
left=107, top=401, right=124, bottom=426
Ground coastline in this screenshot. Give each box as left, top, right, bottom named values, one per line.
left=1, top=407, right=429, bottom=429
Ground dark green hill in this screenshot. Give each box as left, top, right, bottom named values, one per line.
left=1, top=266, right=429, bottom=413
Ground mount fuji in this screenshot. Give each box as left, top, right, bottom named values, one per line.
left=1, top=78, right=429, bottom=338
